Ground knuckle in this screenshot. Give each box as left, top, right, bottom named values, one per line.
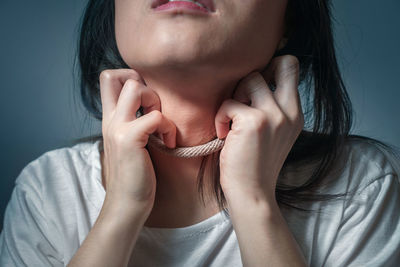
left=149, top=110, right=163, bottom=122
left=99, top=69, right=114, bottom=83
left=218, top=99, right=235, bottom=113
left=273, top=55, right=300, bottom=78
left=111, top=130, right=128, bottom=146
left=288, top=112, right=304, bottom=132
left=290, top=109, right=303, bottom=122
left=291, top=107, right=304, bottom=123
left=102, top=120, right=124, bottom=145
left=124, top=78, right=141, bottom=89
left=122, top=79, right=142, bottom=98
left=273, top=112, right=287, bottom=128
left=284, top=55, right=300, bottom=68
left=248, top=110, right=269, bottom=131
left=284, top=55, right=300, bottom=75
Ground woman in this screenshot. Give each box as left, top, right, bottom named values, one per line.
left=1, top=0, right=400, bottom=266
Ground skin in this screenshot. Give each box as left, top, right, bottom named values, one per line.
left=73, top=1, right=309, bottom=265
left=109, top=0, right=290, bottom=228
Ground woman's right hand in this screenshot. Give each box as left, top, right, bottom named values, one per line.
left=99, top=69, right=176, bottom=216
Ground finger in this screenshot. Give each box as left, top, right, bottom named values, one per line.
left=99, top=69, right=145, bottom=120
left=131, top=110, right=177, bottom=148
left=233, top=72, right=281, bottom=115
left=215, top=99, right=254, bottom=139
left=262, top=55, right=301, bottom=121
left=114, top=79, right=161, bottom=122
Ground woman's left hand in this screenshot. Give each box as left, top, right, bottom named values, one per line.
left=215, top=55, right=304, bottom=206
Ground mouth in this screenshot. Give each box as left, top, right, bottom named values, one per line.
left=151, top=0, right=216, bottom=13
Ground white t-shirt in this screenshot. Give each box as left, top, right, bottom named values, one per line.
left=1, top=138, right=400, bottom=267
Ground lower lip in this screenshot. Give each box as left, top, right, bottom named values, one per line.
left=154, top=1, right=210, bottom=14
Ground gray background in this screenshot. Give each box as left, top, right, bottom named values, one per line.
left=0, top=0, right=399, bottom=230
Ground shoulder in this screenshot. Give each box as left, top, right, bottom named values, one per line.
left=283, top=136, right=400, bottom=196
left=0, top=140, right=102, bottom=266
left=343, top=137, right=399, bottom=174
left=321, top=137, right=400, bottom=199
left=339, top=136, right=400, bottom=192
left=14, top=139, right=103, bottom=197
left=280, top=137, right=400, bottom=266
left=323, top=138, right=400, bottom=266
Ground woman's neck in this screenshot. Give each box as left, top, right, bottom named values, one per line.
left=140, top=70, right=238, bottom=146
left=138, top=72, right=237, bottom=226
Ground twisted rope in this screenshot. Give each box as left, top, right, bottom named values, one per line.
left=147, top=134, right=225, bottom=158
left=138, top=109, right=225, bottom=158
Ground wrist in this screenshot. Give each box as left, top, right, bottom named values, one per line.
left=225, top=189, right=279, bottom=219
left=225, top=186, right=276, bottom=206
left=102, top=195, right=152, bottom=224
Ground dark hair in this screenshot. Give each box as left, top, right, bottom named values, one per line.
left=72, top=0, right=400, bottom=216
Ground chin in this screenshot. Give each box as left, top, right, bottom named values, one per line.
left=128, top=48, right=211, bottom=70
